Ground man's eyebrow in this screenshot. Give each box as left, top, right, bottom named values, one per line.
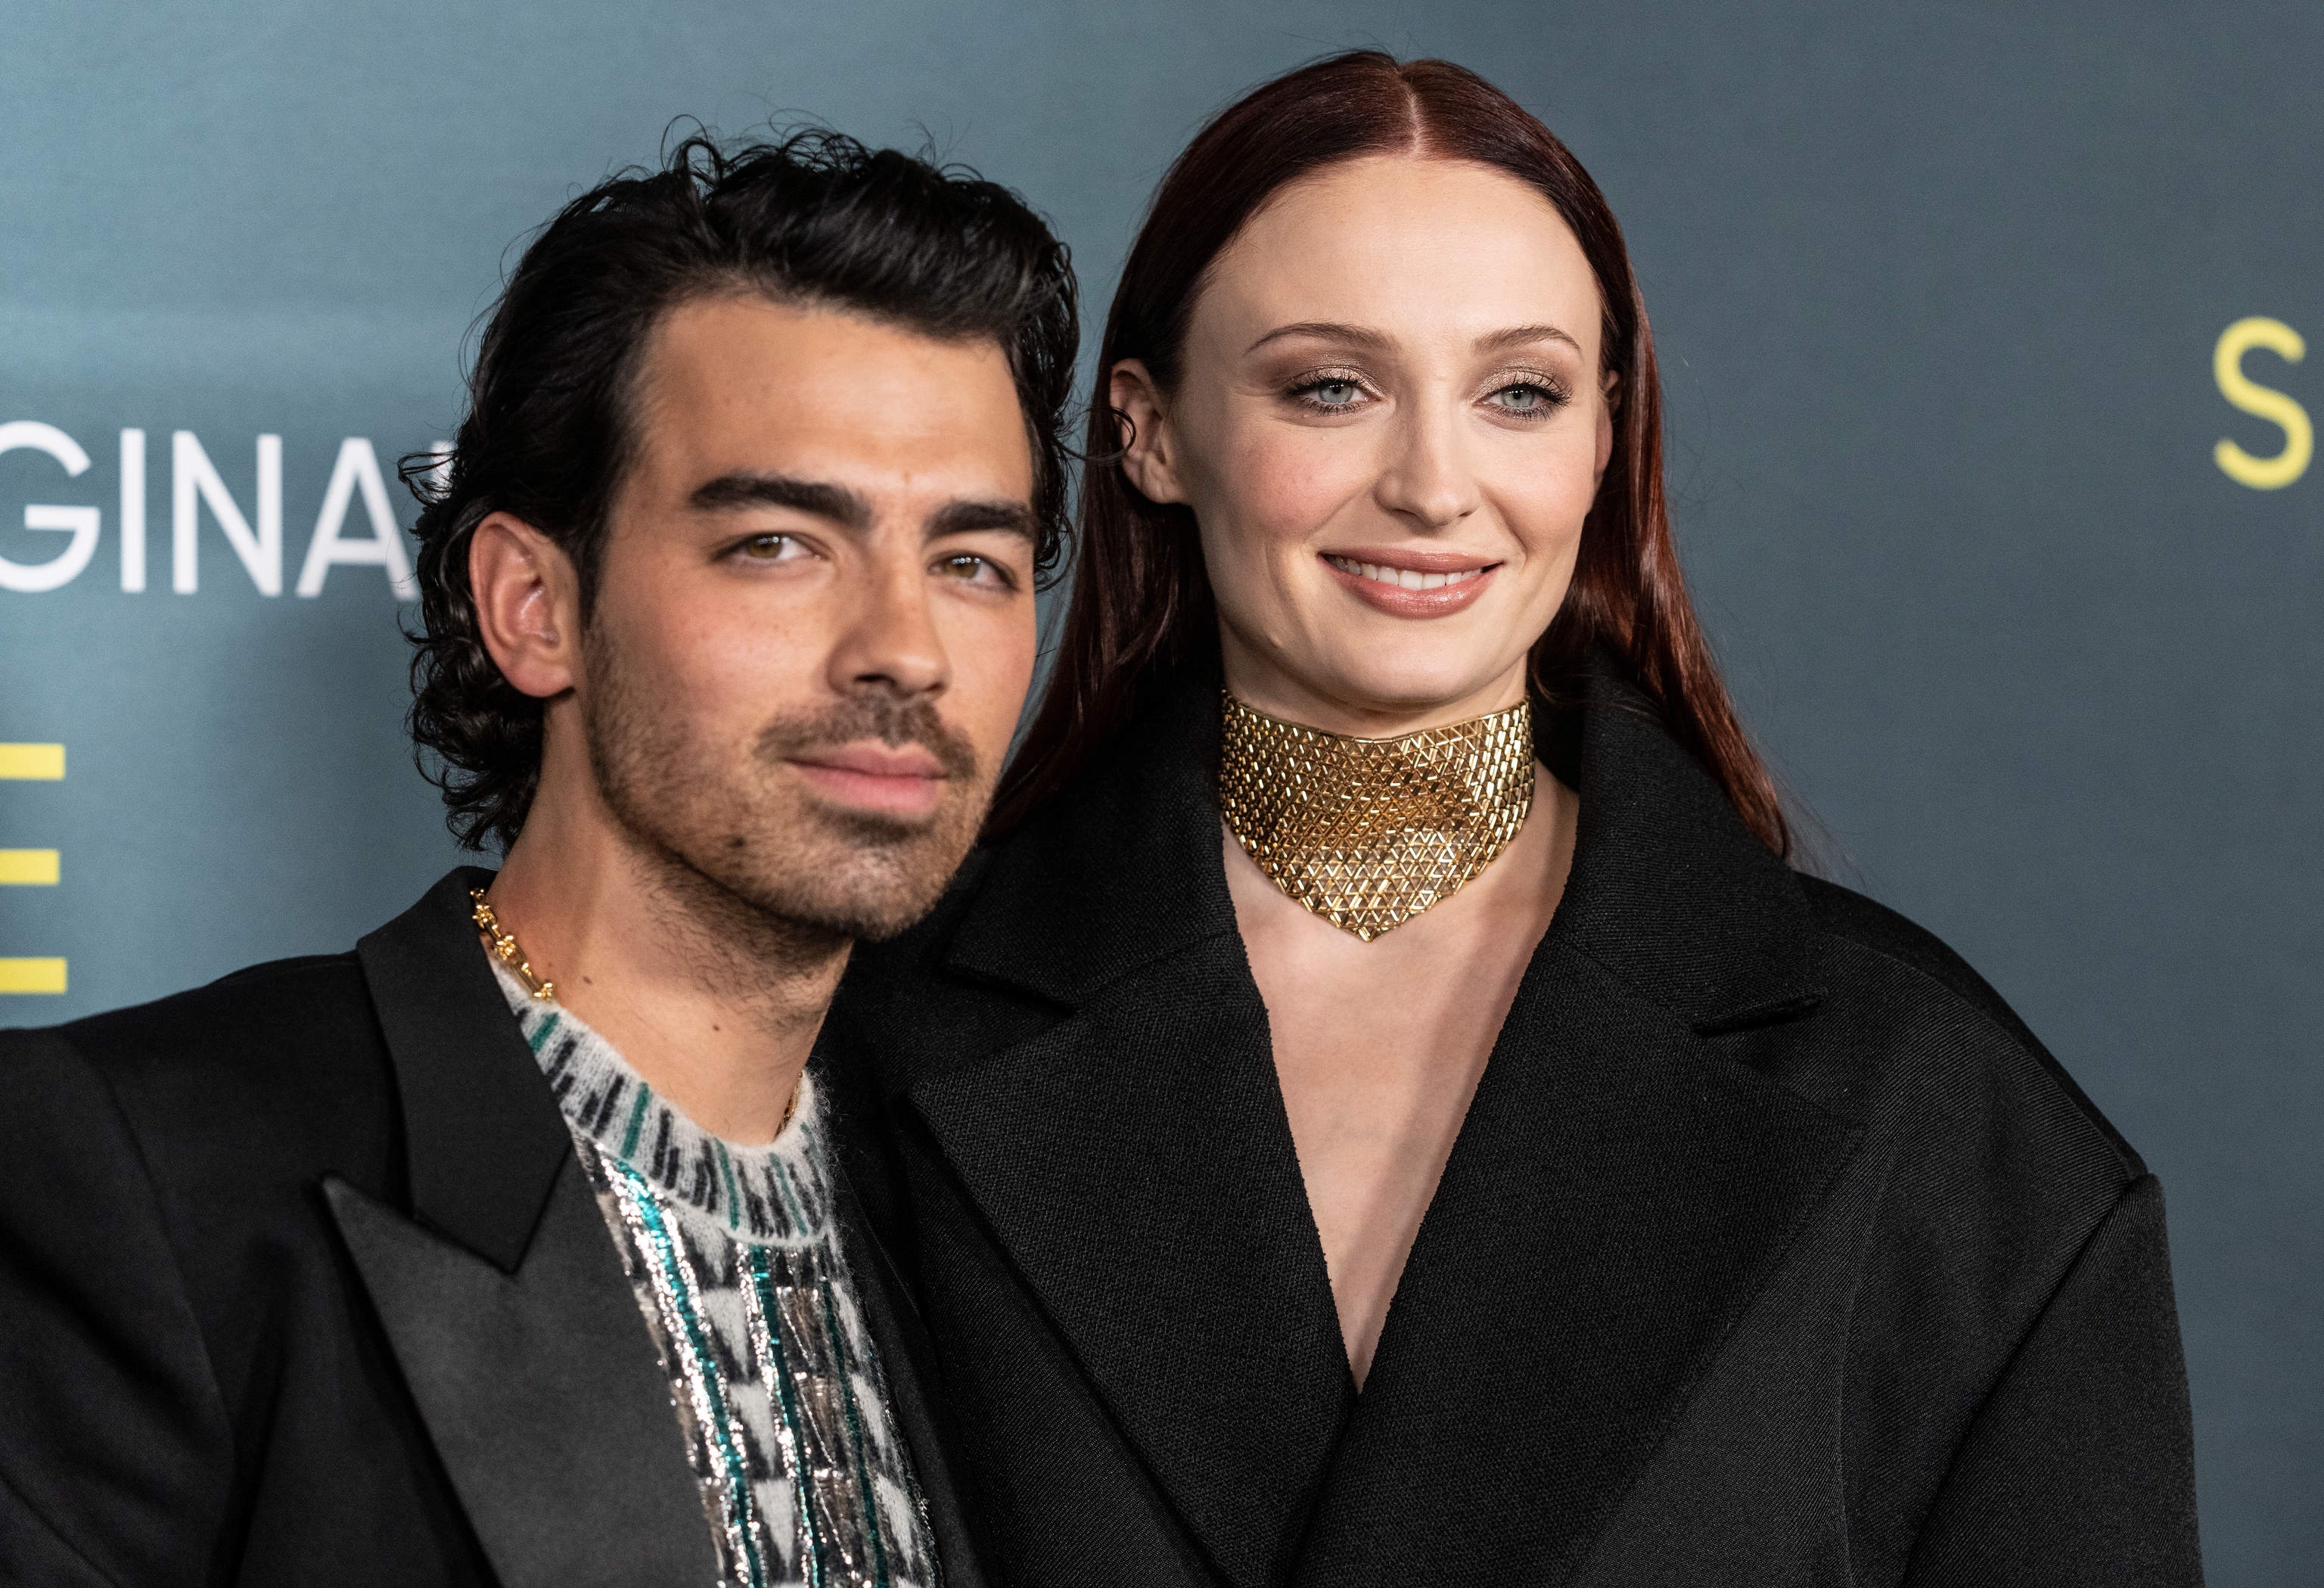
left=927, top=499, right=1037, bottom=541
left=689, top=473, right=872, bottom=531
left=1476, top=323, right=1583, bottom=355
left=1245, top=321, right=1391, bottom=356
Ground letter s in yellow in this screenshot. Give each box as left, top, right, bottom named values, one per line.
left=2214, top=317, right=2312, bottom=489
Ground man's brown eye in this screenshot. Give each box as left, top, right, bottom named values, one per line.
left=741, top=536, right=790, bottom=559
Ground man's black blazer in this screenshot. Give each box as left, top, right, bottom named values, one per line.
left=0, top=867, right=986, bottom=1588
left=822, top=657, right=2206, bottom=1587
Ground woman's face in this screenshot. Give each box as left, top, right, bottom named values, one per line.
left=1115, top=156, right=1614, bottom=734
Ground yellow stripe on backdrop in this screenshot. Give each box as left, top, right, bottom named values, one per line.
left=0, top=746, right=67, bottom=990
left=0, top=850, right=61, bottom=885
left=0, top=960, right=67, bottom=995
left=0, top=745, right=65, bottom=781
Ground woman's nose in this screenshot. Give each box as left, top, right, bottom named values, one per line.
left=1372, top=400, right=1480, bottom=530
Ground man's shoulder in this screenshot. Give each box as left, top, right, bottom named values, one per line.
left=39, top=949, right=380, bottom=1067
left=1, top=949, right=400, bottom=1184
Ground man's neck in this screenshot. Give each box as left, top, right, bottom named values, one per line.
left=483, top=777, right=849, bottom=1146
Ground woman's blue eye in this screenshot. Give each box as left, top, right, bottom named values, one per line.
left=1310, top=380, right=1362, bottom=406
left=1491, top=383, right=1559, bottom=413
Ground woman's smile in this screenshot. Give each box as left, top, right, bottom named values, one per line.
left=1320, top=548, right=1500, bottom=617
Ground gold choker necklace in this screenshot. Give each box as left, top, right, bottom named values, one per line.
left=1216, top=692, right=1534, bottom=941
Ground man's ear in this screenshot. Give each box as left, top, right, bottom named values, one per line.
left=1110, top=359, right=1188, bottom=505
left=469, top=513, right=584, bottom=700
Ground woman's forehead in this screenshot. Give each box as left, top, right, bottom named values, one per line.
left=1196, top=157, right=1601, bottom=359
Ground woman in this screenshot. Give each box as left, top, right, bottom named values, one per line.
left=824, top=52, right=2201, bottom=1586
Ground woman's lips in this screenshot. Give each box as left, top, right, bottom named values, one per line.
left=787, top=742, right=948, bottom=818
left=1322, top=550, right=1499, bottom=617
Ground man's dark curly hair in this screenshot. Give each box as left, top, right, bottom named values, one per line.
left=399, top=129, right=1079, bottom=853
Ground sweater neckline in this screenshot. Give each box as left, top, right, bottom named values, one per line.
left=489, top=960, right=831, bottom=1248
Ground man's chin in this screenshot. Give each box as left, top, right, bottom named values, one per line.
left=709, top=811, right=977, bottom=942
left=728, top=866, right=953, bottom=945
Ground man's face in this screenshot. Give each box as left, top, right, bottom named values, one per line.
left=577, top=293, right=1038, bottom=940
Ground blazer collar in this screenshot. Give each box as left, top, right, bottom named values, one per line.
left=1543, top=657, right=1827, bottom=1031
left=946, top=651, right=1826, bottom=1031
left=356, top=865, right=571, bottom=1274
left=351, top=867, right=993, bottom=1587
left=903, top=666, right=1348, bottom=1586
left=943, top=667, right=1234, bottom=1010
left=909, top=655, right=1850, bottom=1583
left=340, top=867, right=716, bottom=1586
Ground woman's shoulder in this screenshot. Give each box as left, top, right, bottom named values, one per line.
left=1787, top=872, right=2144, bottom=1182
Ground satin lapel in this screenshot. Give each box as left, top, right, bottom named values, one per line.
left=1291, top=943, right=1861, bottom=1583
left=356, top=867, right=571, bottom=1273
left=906, top=673, right=1353, bottom=1588
left=1295, top=660, right=1860, bottom=1583
left=343, top=869, right=712, bottom=1586
left=325, top=1165, right=716, bottom=1588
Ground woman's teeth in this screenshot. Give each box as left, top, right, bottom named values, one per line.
left=1325, top=555, right=1487, bottom=592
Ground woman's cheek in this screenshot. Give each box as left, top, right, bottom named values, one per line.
left=1496, top=446, right=1598, bottom=559
left=1227, top=427, right=1369, bottom=548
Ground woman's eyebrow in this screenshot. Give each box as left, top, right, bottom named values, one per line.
left=1243, top=322, right=1582, bottom=356
left=1475, top=323, right=1581, bottom=354
left=1244, top=321, right=1390, bottom=356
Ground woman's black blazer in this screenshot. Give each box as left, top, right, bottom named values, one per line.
left=821, top=657, right=2204, bottom=1587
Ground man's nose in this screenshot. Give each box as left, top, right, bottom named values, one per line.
left=826, top=555, right=949, bottom=700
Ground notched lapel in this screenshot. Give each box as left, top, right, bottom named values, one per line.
left=899, top=660, right=1353, bottom=1586
left=356, top=867, right=573, bottom=1273
left=908, top=930, right=1353, bottom=1588
left=325, top=1161, right=715, bottom=1588
left=1295, top=943, right=1862, bottom=1585
left=1294, top=657, right=1859, bottom=1583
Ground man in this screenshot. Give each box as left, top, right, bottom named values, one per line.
left=0, top=129, right=1075, bottom=1587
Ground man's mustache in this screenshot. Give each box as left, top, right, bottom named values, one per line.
left=753, top=697, right=980, bottom=782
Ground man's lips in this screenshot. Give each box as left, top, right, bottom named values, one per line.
left=1322, top=548, right=1500, bottom=617
left=786, top=742, right=949, bottom=816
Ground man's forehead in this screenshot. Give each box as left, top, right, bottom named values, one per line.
left=630, top=294, right=1033, bottom=501
left=642, top=293, right=1011, bottom=398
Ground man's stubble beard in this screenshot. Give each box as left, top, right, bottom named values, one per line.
left=580, top=636, right=989, bottom=959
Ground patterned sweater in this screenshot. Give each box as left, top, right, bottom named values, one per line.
left=494, top=965, right=939, bottom=1588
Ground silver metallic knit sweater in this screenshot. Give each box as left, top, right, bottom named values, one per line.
left=494, top=965, right=938, bottom=1588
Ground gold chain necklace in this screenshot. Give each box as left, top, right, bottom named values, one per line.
left=469, top=887, right=798, bottom=1134
left=1216, top=691, right=1535, bottom=941
left=471, top=888, right=555, bottom=1001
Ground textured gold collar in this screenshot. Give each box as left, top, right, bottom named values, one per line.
left=1216, top=691, right=1534, bottom=941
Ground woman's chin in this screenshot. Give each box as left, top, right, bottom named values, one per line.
left=1245, top=655, right=1530, bottom=732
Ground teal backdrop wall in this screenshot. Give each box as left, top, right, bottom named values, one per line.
left=2, top=1, right=2316, bottom=1575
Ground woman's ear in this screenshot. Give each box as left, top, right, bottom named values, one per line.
left=1595, top=368, right=1621, bottom=487
left=469, top=512, right=585, bottom=701
left=1110, top=359, right=1188, bottom=505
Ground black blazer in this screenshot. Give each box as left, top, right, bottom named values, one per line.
left=0, top=868, right=987, bottom=1588
left=822, top=659, right=2204, bottom=1587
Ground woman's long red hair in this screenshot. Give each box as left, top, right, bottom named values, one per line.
left=987, top=51, right=1788, bottom=856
